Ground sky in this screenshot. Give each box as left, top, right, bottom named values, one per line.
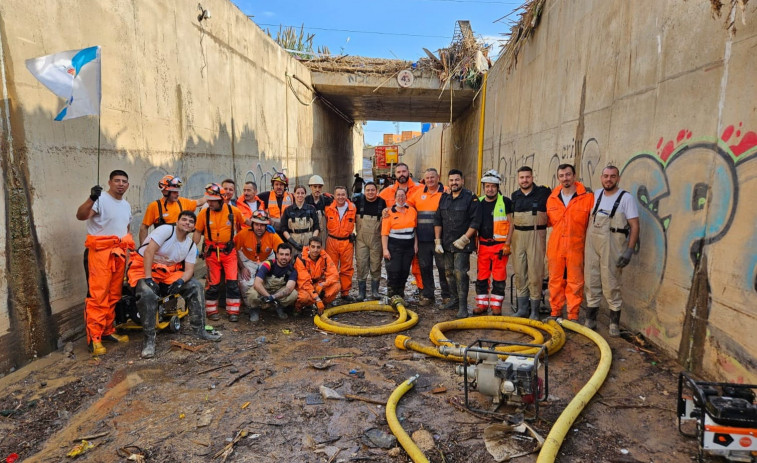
left=231, top=0, right=525, bottom=146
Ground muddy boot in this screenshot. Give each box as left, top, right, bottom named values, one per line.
left=357, top=280, right=367, bottom=301
left=609, top=310, right=621, bottom=337
left=249, top=308, right=260, bottom=323
left=584, top=306, right=599, bottom=330
left=183, top=279, right=222, bottom=342
left=513, top=296, right=530, bottom=317
left=529, top=299, right=541, bottom=320
left=275, top=303, right=288, bottom=320
left=456, top=306, right=469, bottom=319
left=371, top=280, right=381, bottom=299
left=443, top=299, right=458, bottom=310
left=141, top=333, right=156, bottom=359
left=90, top=341, right=106, bottom=357
left=135, top=279, right=159, bottom=359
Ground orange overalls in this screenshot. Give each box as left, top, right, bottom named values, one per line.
left=294, top=250, right=341, bottom=310
left=141, top=197, right=198, bottom=227
left=84, top=234, right=135, bottom=343
left=195, top=205, right=246, bottom=316
left=233, top=229, right=284, bottom=297
left=325, top=201, right=357, bottom=296
left=235, top=196, right=263, bottom=221
left=546, top=182, right=594, bottom=320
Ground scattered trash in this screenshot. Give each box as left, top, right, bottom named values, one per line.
left=73, top=431, right=109, bottom=442
left=214, top=430, right=248, bottom=462
left=362, top=428, right=397, bottom=449
left=348, top=369, right=365, bottom=378
left=306, top=394, right=325, bottom=405
left=66, top=440, right=94, bottom=458
left=388, top=447, right=402, bottom=457
left=282, top=329, right=292, bottom=335
left=169, top=340, right=204, bottom=353
left=179, top=413, right=185, bottom=419
left=40, top=381, right=47, bottom=388
left=116, top=446, right=145, bottom=463
left=255, top=336, right=267, bottom=344
left=226, top=368, right=255, bottom=387
left=411, top=429, right=435, bottom=451
left=205, top=325, right=214, bottom=331
left=5, top=453, right=19, bottom=463
left=241, top=401, right=251, bottom=409
left=431, top=386, right=447, bottom=394
left=620, top=449, right=629, bottom=455
left=248, top=434, right=260, bottom=439
left=483, top=421, right=545, bottom=462
left=319, top=385, right=344, bottom=400
left=308, top=361, right=333, bottom=370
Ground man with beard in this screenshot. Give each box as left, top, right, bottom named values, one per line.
left=407, top=168, right=450, bottom=306
left=583, top=166, right=639, bottom=336
left=434, top=169, right=481, bottom=319
left=139, top=175, right=207, bottom=245
left=474, top=170, right=513, bottom=316
left=355, top=182, right=386, bottom=300
left=258, top=172, right=293, bottom=236
left=236, top=181, right=263, bottom=222
left=510, top=166, right=551, bottom=319
left=294, top=237, right=340, bottom=314
left=247, top=243, right=299, bottom=321
left=193, top=183, right=246, bottom=321
left=379, top=163, right=420, bottom=208
left=324, top=186, right=358, bottom=301
left=545, top=164, right=594, bottom=322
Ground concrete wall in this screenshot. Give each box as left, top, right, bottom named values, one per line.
left=0, top=0, right=359, bottom=371
left=450, top=0, right=757, bottom=382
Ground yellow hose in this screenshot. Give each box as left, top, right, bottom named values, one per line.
left=395, top=316, right=566, bottom=361
left=536, top=319, right=612, bottom=463
left=314, top=298, right=419, bottom=336
left=386, top=375, right=430, bottom=463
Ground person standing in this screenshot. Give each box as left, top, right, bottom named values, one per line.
left=584, top=166, right=640, bottom=336
left=474, top=170, right=513, bottom=316
left=193, top=183, right=246, bottom=322
left=258, top=172, right=293, bottom=235
left=407, top=168, right=450, bottom=306
left=236, top=181, right=263, bottom=222
left=76, top=170, right=134, bottom=356
left=352, top=172, right=365, bottom=198
left=546, top=164, right=594, bottom=321
left=282, top=185, right=320, bottom=257
left=434, top=169, right=481, bottom=319
left=128, top=211, right=221, bottom=358
left=354, top=182, right=386, bottom=300
left=221, top=179, right=238, bottom=206
left=305, top=174, right=333, bottom=239
left=324, top=186, right=357, bottom=302
left=139, top=175, right=206, bottom=244
left=382, top=189, right=418, bottom=298
left=510, top=166, right=551, bottom=319
left=379, top=163, right=420, bottom=208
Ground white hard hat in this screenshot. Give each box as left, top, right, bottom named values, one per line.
left=480, top=169, right=502, bottom=185
left=308, top=174, right=324, bottom=186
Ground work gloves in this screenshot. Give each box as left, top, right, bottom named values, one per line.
left=452, top=234, right=470, bottom=250
left=617, top=247, right=634, bottom=268
left=315, top=298, right=325, bottom=315
left=166, top=278, right=184, bottom=295
left=90, top=185, right=103, bottom=202
left=262, top=295, right=276, bottom=304
left=143, top=278, right=160, bottom=295
left=266, top=225, right=277, bottom=234
left=498, top=243, right=512, bottom=258
left=434, top=239, right=444, bottom=254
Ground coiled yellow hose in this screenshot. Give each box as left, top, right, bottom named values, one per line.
left=313, top=298, right=419, bottom=336
left=386, top=374, right=430, bottom=463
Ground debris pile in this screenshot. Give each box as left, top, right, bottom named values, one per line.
left=499, top=0, right=546, bottom=73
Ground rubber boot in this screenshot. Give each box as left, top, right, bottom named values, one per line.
left=90, top=341, right=106, bottom=356
left=275, top=303, right=288, bottom=320
left=584, top=306, right=599, bottom=330
left=443, top=299, right=458, bottom=310
left=184, top=280, right=222, bottom=341
left=529, top=299, right=541, bottom=320
left=609, top=310, right=621, bottom=337
left=249, top=307, right=260, bottom=323
left=136, top=279, right=159, bottom=359
left=456, top=306, right=468, bottom=319
left=370, top=280, right=381, bottom=299
left=357, top=280, right=367, bottom=301
left=513, top=296, right=530, bottom=317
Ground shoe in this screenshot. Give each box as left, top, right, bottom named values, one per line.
left=102, top=333, right=129, bottom=343
left=89, top=341, right=106, bottom=356
left=341, top=294, right=356, bottom=303
left=418, top=297, right=433, bottom=307
left=456, top=307, right=468, bottom=319
left=228, top=313, right=239, bottom=322
left=276, top=305, right=289, bottom=320
left=196, top=327, right=222, bottom=341
left=471, top=307, right=487, bottom=315
left=249, top=308, right=260, bottom=323
left=442, top=299, right=459, bottom=310
left=208, top=312, right=221, bottom=321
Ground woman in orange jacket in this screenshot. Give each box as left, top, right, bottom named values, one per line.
left=381, top=189, right=418, bottom=298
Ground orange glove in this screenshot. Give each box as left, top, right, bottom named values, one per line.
left=315, top=299, right=325, bottom=315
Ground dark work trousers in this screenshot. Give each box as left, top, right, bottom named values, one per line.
left=386, top=239, right=415, bottom=297
left=443, top=251, right=472, bottom=311
left=417, top=241, right=450, bottom=300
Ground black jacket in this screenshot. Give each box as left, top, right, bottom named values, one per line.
left=434, top=188, right=481, bottom=253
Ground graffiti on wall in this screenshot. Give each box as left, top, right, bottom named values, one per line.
left=621, top=124, right=757, bottom=314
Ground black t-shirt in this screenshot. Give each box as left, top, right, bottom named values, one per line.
left=478, top=198, right=498, bottom=240
left=358, top=197, right=385, bottom=218
left=305, top=194, right=334, bottom=213
left=511, top=185, right=551, bottom=213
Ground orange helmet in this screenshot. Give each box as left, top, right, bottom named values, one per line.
left=251, top=210, right=271, bottom=225
left=159, top=175, right=183, bottom=192
left=204, top=183, right=224, bottom=200
left=271, top=172, right=288, bottom=186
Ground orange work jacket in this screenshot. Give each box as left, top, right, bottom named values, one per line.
left=324, top=201, right=357, bottom=238
left=546, top=181, right=594, bottom=258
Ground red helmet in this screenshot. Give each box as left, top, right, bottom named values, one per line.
left=251, top=210, right=270, bottom=225
left=271, top=172, right=288, bottom=186
left=159, top=175, right=183, bottom=192
left=204, top=183, right=224, bottom=200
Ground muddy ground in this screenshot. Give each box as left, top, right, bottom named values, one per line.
left=0, top=277, right=702, bottom=463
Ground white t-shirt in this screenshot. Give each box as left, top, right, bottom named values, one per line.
left=593, top=189, right=639, bottom=220
left=560, top=190, right=573, bottom=207
left=86, top=192, right=132, bottom=237
left=337, top=203, right=348, bottom=219
left=140, top=224, right=197, bottom=266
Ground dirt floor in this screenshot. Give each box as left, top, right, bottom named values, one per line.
left=0, top=278, right=702, bottom=463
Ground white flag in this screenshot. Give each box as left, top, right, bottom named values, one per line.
left=25, top=46, right=101, bottom=121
